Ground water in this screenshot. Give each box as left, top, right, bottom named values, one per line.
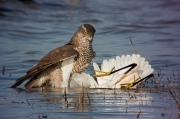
left=0, top=0, right=180, bottom=118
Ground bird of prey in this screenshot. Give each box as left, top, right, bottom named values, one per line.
left=11, top=24, right=96, bottom=88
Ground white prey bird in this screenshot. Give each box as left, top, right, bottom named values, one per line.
left=69, top=54, right=154, bottom=88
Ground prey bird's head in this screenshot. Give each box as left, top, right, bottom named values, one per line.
left=69, top=24, right=96, bottom=46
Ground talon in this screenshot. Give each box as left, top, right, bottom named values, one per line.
left=91, top=67, right=115, bottom=77
left=121, top=77, right=141, bottom=88
left=121, top=82, right=134, bottom=88
left=127, top=82, right=134, bottom=88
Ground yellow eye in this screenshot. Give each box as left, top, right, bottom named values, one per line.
left=84, top=31, right=88, bottom=34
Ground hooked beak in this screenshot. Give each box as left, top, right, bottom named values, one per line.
left=87, top=35, right=93, bottom=41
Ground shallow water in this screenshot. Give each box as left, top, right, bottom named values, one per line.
left=0, top=0, right=180, bottom=118
left=1, top=86, right=179, bottom=119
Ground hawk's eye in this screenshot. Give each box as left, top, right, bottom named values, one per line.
left=84, top=31, right=88, bottom=34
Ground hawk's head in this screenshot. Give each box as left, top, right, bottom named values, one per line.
left=69, top=24, right=96, bottom=45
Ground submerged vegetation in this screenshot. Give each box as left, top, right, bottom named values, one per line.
left=3, top=71, right=178, bottom=119
left=152, top=70, right=180, bottom=113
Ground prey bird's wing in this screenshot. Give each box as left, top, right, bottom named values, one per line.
left=11, top=44, right=79, bottom=88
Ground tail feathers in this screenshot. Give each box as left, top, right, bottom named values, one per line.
left=25, top=78, right=39, bottom=88
left=11, top=75, right=30, bottom=88
left=25, top=75, right=48, bottom=88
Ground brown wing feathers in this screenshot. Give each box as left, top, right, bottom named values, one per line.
left=11, top=45, right=78, bottom=88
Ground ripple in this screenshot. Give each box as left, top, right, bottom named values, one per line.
left=81, top=18, right=101, bottom=23
left=0, top=0, right=180, bottom=118
left=155, top=19, right=180, bottom=25
left=153, top=38, right=178, bottom=43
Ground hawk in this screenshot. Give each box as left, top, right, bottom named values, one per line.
left=11, top=24, right=96, bottom=88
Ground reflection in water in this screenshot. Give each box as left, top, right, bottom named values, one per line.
left=1, top=87, right=178, bottom=119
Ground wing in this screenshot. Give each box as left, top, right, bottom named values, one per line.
left=11, top=44, right=79, bottom=88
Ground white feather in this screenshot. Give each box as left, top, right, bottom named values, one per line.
left=61, top=58, right=74, bottom=88
left=69, top=54, right=154, bottom=89
left=70, top=73, right=98, bottom=88
left=93, top=62, right=103, bottom=85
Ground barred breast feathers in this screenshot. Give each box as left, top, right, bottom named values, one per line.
left=72, top=41, right=95, bottom=74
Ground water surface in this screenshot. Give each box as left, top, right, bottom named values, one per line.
left=0, top=0, right=180, bottom=118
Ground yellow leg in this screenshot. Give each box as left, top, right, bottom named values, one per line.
left=121, top=77, right=140, bottom=88
left=91, top=67, right=115, bottom=77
